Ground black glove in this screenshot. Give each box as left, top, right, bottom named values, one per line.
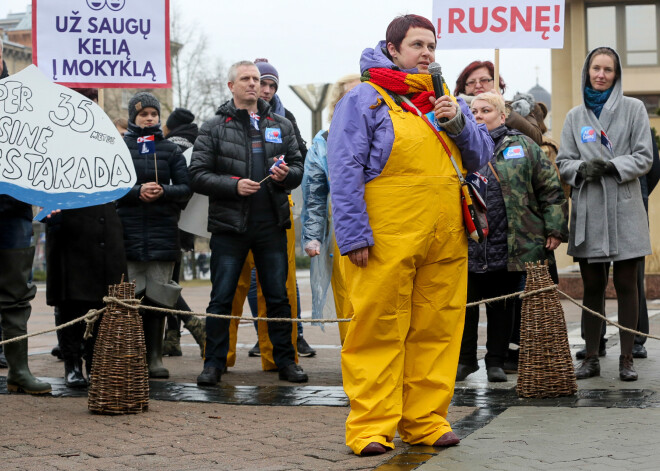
left=577, top=159, right=616, bottom=182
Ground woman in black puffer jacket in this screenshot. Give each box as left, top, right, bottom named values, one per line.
left=117, top=92, right=191, bottom=378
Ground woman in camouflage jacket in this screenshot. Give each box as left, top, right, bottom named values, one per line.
left=456, top=92, right=569, bottom=383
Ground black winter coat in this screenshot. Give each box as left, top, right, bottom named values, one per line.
left=117, top=123, right=191, bottom=262
left=189, top=98, right=303, bottom=234
left=468, top=126, right=514, bottom=273
left=46, top=203, right=127, bottom=305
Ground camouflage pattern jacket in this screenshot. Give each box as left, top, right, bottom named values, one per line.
left=469, top=126, right=569, bottom=273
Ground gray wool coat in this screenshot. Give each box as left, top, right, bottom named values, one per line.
left=556, top=48, right=652, bottom=262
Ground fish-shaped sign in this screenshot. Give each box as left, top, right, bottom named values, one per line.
left=0, top=65, right=136, bottom=219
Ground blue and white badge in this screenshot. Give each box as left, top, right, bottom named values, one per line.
left=425, top=111, right=441, bottom=131
left=265, top=127, right=283, bottom=143
left=503, top=145, right=525, bottom=159
left=581, top=126, right=597, bottom=143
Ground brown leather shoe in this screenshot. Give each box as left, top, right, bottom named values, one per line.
left=575, top=355, right=600, bottom=379
left=619, top=354, right=638, bottom=381
left=433, top=431, right=460, bottom=447
left=360, top=442, right=388, bottom=456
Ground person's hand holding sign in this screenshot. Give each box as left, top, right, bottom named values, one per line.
left=140, top=182, right=163, bottom=202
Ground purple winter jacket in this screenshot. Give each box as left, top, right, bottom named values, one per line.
left=327, top=41, right=494, bottom=255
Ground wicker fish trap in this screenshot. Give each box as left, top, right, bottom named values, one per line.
left=516, top=262, right=577, bottom=398
left=88, top=282, right=149, bottom=414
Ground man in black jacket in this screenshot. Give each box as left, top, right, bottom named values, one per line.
left=236, top=58, right=316, bottom=358
left=190, top=60, right=307, bottom=385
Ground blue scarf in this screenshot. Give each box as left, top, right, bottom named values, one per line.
left=584, top=85, right=613, bottom=118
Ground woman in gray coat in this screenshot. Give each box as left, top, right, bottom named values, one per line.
left=557, top=47, right=653, bottom=381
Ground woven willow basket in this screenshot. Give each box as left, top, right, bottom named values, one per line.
left=88, top=282, right=149, bottom=414
left=516, top=262, right=577, bottom=398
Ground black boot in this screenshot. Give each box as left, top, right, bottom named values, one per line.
left=143, top=315, right=169, bottom=378
left=64, top=360, right=87, bottom=388
left=456, top=363, right=479, bottom=381
left=575, top=355, right=600, bottom=379
left=51, top=305, right=64, bottom=361
left=619, top=354, right=638, bottom=381
left=59, top=309, right=88, bottom=388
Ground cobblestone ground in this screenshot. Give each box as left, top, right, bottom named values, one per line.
left=0, top=396, right=473, bottom=471
left=2, top=273, right=660, bottom=470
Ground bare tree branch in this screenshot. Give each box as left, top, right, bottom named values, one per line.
left=170, top=3, right=229, bottom=121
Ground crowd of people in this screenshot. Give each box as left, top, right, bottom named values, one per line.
left=0, top=14, right=658, bottom=457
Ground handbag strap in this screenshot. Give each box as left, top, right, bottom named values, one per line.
left=397, top=94, right=466, bottom=184
left=488, top=162, right=500, bottom=183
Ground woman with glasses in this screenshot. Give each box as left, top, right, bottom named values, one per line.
left=454, top=60, right=544, bottom=145
left=455, top=92, right=568, bottom=383
left=454, top=60, right=550, bottom=378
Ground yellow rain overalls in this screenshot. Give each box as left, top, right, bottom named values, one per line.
left=331, top=238, right=352, bottom=344
left=226, top=197, right=298, bottom=370
left=342, top=82, right=468, bottom=454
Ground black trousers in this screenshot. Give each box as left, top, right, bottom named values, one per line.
left=204, top=220, right=294, bottom=370
left=459, top=270, right=523, bottom=368
left=578, top=259, right=649, bottom=346
left=56, top=300, right=102, bottom=369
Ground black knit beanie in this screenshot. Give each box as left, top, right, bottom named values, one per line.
left=166, top=107, right=195, bottom=130
left=128, top=92, right=161, bottom=123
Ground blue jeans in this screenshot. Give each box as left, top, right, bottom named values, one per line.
left=205, top=220, right=294, bottom=370
left=248, top=269, right=303, bottom=336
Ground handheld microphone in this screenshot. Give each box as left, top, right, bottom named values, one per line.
left=428, top=62, right=448, bottom=123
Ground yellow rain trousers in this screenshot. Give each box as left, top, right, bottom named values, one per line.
left=331, top=237, right=352, bottom=345
left=342, top=83, right=468, bottom=455
left=226, top=198, right=298, bottom=371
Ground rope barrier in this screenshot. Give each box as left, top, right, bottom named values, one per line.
left=1, top=285, right=657, bottom=346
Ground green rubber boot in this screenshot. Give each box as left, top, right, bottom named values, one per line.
left=142, top=315, right=169, bottom=378
left=0, top=247, right=51, bottom=395
left=4, top=336, right=52, bottom=394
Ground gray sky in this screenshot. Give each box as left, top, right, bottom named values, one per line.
left=2, top=0, right=553, bottom=141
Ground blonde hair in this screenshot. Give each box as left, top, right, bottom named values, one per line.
left=327, top=73, right=361, bottom=122
left=471, top=91, right=506, bottom=115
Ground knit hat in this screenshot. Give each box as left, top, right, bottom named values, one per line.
left=166, top=107, right=195, bottom=131
left=128, top=92, right=161, bottom=123
left=254, top=58, right=279, bottom=90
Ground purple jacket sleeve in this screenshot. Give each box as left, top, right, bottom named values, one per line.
left=327, top=85, right=394, bottom=255
left=447, top=98, right=494, bottom=173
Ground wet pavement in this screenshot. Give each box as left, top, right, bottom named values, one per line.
left=1, top=272, right=660, bottom=470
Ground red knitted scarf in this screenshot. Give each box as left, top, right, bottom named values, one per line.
left=363, top=68, right=435, bottom=114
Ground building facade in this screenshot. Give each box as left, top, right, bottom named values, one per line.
left=552, top=0, right=660, bottom=271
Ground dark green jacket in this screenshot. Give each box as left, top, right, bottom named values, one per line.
left=490, top=132, right=569, bottom=271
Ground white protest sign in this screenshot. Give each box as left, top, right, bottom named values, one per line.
left=33, top=0, right=171, bottom=88
left=0, top=65, right=136, bottom=219
left=178, top=147, right=211, bottom=239
left=433, top=0, right=565, bottom=49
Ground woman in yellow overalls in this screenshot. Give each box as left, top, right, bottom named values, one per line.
left=326, top=15, right=494, bottom=456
